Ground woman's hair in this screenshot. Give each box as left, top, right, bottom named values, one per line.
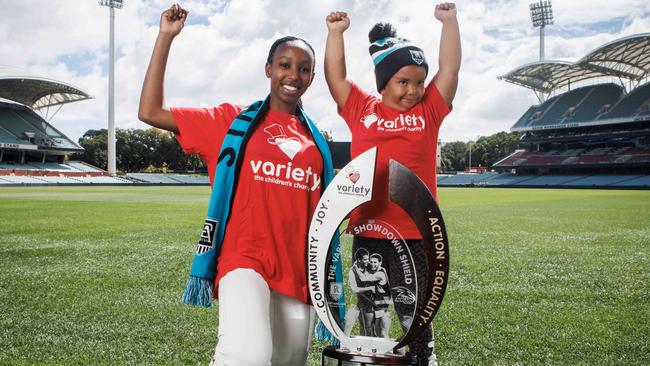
left=266, top=36, right=316, bottom=71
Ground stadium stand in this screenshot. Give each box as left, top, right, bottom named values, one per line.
left=1, top=67, right=87, bottom=170
left=602, top=82, right=650, bottom=120
left=486, top=33, right=650, bottom=188
left=0, top=67, right=214, bottom=186
left=126, top=173, right=209, bottom=185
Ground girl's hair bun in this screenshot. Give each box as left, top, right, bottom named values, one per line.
left=368, top=22, right=397, bottom=43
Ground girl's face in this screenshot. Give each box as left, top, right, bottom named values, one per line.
left=380, top=65, right=427, bottom=112
left=265, top=41, right=315, bottom=112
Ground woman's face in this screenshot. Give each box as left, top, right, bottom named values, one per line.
left=265, top=41, right=315, bottom=112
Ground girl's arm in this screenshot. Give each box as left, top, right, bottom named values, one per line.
left=138, top=4, right=188, bottom=133
left=324, top=11, right=353, bottom=109
left=432, top=3, right=461, bottom=105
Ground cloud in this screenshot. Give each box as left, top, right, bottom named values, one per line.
left=2, top=0, right=649, bottom=144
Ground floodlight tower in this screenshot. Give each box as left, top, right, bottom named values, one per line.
left=99, top=0, right=123, bottom=176
left=529, top=0, right=554, bottom=61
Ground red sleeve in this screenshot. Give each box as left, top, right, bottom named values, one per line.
left=171, top=103, right=243, bottom=162
left=422, top=82, right=452, bottom=129
left=338, top=82, right=377, bottom=133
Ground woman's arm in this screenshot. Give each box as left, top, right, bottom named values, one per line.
left=138, top=4, right=188, bottom=133
left=324, top=11, right=353, bottom=109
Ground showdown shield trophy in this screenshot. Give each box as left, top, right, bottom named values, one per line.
left=308, top=147, right=450, bottom=365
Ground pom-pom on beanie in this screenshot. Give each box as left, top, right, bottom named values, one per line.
left=368, top=22, right=428, bottom=92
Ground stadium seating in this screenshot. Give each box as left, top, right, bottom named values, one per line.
left=602, top=82, right=650, bottom=120
left=0, top=108, right=35, bottom=140
left=512, top=103, right=552, bottom=129
left=435, top=172, right=498, bottom=186
left=66, top=161, right=106, bottom=173
left=568, top=83, right=624, bottom=122
left=512, top=83, right=649, bottom=129
left=536, top=86, right=594, bottom=126
left=561, top=175, right=645, bottom=186
left=493, top=150, right=527, bottom=166
left=0, top=102, right=78, bottom=149
left=511, top=175, right=586, bottom=186
left=493, top=146, right=650, bottom=169
left=609, top=175, right=650, bottom=187
left=436, top=172, right=650, bottom=188
left=126, top=173, right=209, bottom=184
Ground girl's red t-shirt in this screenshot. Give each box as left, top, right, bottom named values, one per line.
left=339, top=82, right=451, bottom=239
left=172, top=104, right=323, bottom=303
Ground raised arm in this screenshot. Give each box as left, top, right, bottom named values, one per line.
left=324, top=11, right=353, bottom=109
left=432, top=2, right=461, bottom=105
left=138, top=4, right=188, bottom=133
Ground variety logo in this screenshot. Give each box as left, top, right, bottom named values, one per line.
left=361, top=114, right=378, bottom=128
left=361, top=113, right=426, bottom=132
left=264, top=124, right=302, bottom=160
left=345, top=166, right=360, bottom=184
left=378, top=114, right=426, bottom=132
left=249, top=123, right=322, bottom=191
left=336, top=166, right=370, bottom=196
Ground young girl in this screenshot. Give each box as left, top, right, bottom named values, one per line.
left=324, top=3, right=460, bottom=365
left=139, top=4, right=334, bottom=365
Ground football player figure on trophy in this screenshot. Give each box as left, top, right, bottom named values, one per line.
left=348, top=248, right=374, bottom=336
left=349, top=249, right=394, bottom=339
left=368, top=253, right=393, bottom=338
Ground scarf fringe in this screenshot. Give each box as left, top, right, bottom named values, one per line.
left=315, top=319, right=340, bottom=347
left=181, top=276, right=213, bottom=307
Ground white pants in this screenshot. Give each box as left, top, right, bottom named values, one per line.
left=210, top=268, right=315, bottom=366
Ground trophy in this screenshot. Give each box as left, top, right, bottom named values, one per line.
left=308, top=147, right=450, bottom=365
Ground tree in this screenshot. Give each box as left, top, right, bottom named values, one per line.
left=320, top=129, right=334, bottom=142
left=441, top=131, right=521, bottom=172
left=77, top=129, right=108, bottom=170
left=76, top=127, right=205, bottom=173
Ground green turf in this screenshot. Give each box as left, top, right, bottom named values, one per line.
left=0, top=186, right=648, bottom=365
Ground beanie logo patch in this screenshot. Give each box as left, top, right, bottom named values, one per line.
left=410, top=50, right=425, bottom=65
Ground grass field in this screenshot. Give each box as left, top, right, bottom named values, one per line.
left=1, top=186, right=648, bottom=365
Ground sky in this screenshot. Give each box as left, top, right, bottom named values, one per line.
left=1, top=0, right=649, bottom=144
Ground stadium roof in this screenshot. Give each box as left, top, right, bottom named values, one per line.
left=499, top=33, right=650, bottom=94
left=0, top=65, right=92, bottom=110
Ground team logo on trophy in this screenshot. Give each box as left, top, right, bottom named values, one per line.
left=308, top=147, right=449, bottom=365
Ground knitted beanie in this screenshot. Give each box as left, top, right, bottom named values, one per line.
left=368, top=22, right=428, bottom=92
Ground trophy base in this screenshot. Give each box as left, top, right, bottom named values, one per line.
left=322, top=346, right=419, bottom=366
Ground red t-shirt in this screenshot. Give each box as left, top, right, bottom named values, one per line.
left=172, top=104, right=324, bottom=304
left=339, top=82, right=451, bottom=239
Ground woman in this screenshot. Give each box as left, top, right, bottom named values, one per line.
left=138, top=4, right=334, bottom=365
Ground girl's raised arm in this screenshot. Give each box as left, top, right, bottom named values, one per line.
left=138, top=4, right=188, bottom=133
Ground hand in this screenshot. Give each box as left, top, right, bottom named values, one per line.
left=435, top=2, right=457, bottom=22
left=326, top=11, right=350, bottom=33
left=160, top=3, right=188, bottom=37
